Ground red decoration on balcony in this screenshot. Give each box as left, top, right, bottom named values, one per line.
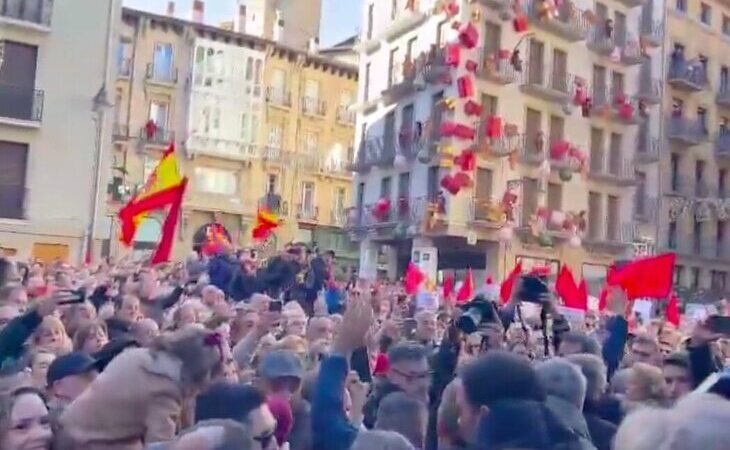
left=438, top=72, right=454, bottom=85
left=443, top=0, right=460, bottom=17
left=458, top=23, right=479, bottom=49
left=613, top=92, right=627, bottom=106
left=573, top=81, right=587, bottom=106
left=486, top=116, right=503, bottom=139
left=453, top=171, right=473, bottom=188
left=441, top=175, right=461, bottom=195
left=440, top=122, right=457, bottom=138
left=445, top=43, right=461, bottom=67
left=454, top=149, right=476, bottom=171
left=457, top=75, right=474, bottom=98
left=550, top=139, right=571, bottom=160
left=372, top=198, right=392, bottom=222
left=513, top=15, right=528, bottom=32
left=465, top=59, right=479, bottom=72
left=440, top=122, right=476, bottom=140
left=145, top=119, right=158, bottom=140
left=464, top=100, right=483, bottom=117
left=618, top=102, right=634, bottom=121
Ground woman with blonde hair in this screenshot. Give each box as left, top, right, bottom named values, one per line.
left=72, top=320, right=109, bottom=354
left=33, top=316, right=72, bottom=356
left=625, top=362, right=668, bottom=408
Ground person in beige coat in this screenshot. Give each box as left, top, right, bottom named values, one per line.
left=58, top=326, right=223, bottom=450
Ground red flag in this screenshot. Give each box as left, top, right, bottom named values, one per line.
left=666, top=293, right=680, bottom=326
left=252, top=210, right=279, bottom=240
left=555, top=266, right=579, bottom=309
left=456, top=269, right=474, bottom=303
left=500, top=262, right=523, bottom=304
left=607, top=253, right=676, bottom=300
left=576, top=279, right=588, bottom=311
left=404, top=263, right=426, bottom=295
left=151, top=178, right=187, bottom=264
left=442, top=273, right=454, bottom=299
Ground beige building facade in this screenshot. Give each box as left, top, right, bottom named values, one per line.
left=0, top=0, right=119, bottom=263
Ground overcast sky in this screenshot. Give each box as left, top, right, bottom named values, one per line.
left=123, top=0, right=362, bottom=46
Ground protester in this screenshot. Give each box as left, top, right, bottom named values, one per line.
left=0, top=386, right=53, bottom=450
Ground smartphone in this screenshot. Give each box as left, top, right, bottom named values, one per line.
left=706, top=315, right=730, bottom=335
left=269, top=300, right=283, bottom=312
left=57, top=296, right=86, bottom=306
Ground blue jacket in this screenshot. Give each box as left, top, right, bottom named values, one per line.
left=312, top=354, right=358, bottom=450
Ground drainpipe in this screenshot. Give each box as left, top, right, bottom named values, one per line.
left=81, top=0, right=117, bottom=264
left=655, top=0, right=669, bottom=256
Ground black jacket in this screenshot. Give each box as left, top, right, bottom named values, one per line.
left=362, top=379, right=403, bottom=429
left=0, top=309, right=42, bottom=366
left=582, top=408, right=617, bottom=450
left=228, top=269, right=263, bottom=302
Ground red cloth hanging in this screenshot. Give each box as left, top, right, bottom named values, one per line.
left=618, top=102, right=634, bottom=120
left=453, top=124, right=476, bottom=140
left=464, top=100, right=483, bottom=117
left=486, top=116, right=503, bottom=139
left=405, top=262, right=426, bottom=295
left=441, top=175, right=461, bottom=195
left=550, top=139, right=571, bottom=160
left=453, top=171, right=473, bottom=188
left=457, top=75, right=475, bottom=98
left=465, top=59, right=479, bottom=72
left=443, top=273, right=454, bottom=299
left=445, top=43, right=461, bottom=67
left=456, top=269, right=475, bottom=303
left=458, top=23, right=479, bottom=49
left=440, top=121, right=458, bottom=138
left=666, top=293, right=680, bottom=326
left=454, top=149, right=476, bottom=171
left=500, top=262, right=523, bottom=304
left=513, top=15, right=528, bottom=32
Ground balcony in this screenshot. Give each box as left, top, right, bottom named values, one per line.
left=475, top=123, right=523, bottom=157
left=398, top=127, right=431, bottom=160
left=640, top=18, right=663, bottom=48
left=346, top=196, right=430, bottom=237
left=636, top=135, right=660, bottom=164
left=591, top=88, right=648, bottom=125
left=0, top=0, right=52, bottom=31
left=297, top=204, right=319, bottom=222
left=117, top=58, right=132, bottom=78
left=716, top=86, right=730, bottom=108
left=330, top=209, right=347, bottom=227
left=634, top=196, right=658, bottom=223
left=350, top=137, right=395, bottom=173
left=666, top=116, right=708, bottom=145
left=586, top=27, right=618, bottom=56
left=525, top=0, right=589, bottom=42
left=302, top=97, right=327, bottom=118
left=0, top=184, right=26, bottom=220
left=0, top=83, right=44, bottom=125
left=476, top=51, right=520, bottom=85
left=588, top=156, right=638, bottom=186
left=477, top=0, right=511, bottom=10
left=584, top=221, right=636, bottom=251
left=265, top=87, right=292, bottom=109
left=470, top=197, right=510, bottom=228
left=716, top=131, right=730, bottom=161
left=320, top=157, right=353, bottom=177
left=336, top=105, right=356, bottom=126
left=519, top=133, right=546, bottom=165
left=261, top=147, right=293, bottom=165
left=379, top=0, right=430, bottom=43
left=520, top=65, right=574, bottom=104
left=139, top=126, right=175, bottom=147
left=145, top=63, right=178, bottom=86
left=112, top=123, right=129, bottom=142
left=636, top=76, right=662, bottom=105
left=667, top=59, right=708, bottom=92
left=694, top=179, right=717, bottom=198
left=187, top=135, right=258, bottom=161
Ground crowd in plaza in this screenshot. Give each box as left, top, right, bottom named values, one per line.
left=0, top=243, right=729, bottom=450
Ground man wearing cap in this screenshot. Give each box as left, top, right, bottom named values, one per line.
left=47, top=351, right=98, bottom=414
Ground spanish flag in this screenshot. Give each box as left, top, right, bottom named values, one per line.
left=251, top=209, right=279, bottom=240
left=118, top=144, right=187, bottom=264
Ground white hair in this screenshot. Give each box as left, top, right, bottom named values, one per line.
left=351, top=430, right=415, bottom=450
left=535, top=358, right=587, bottom=408
left=566, top=354, right=608, bottom=401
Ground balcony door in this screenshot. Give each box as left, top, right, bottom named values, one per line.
left=483, top=22, right=501, bottom=59
left=608, top=133, right=622, bottom=175
left=0, top=41, right=38, bottom=120
left=305, top=79, right=320, bottom=102
left=607, top=195, right=620, bottom=240
left=588, top=192, right=602, bottom=239
left=635, top=171, right=647, bottom=214
left=528, top=40, right=544, bottom=84
left=0, top=141, right=28, bottom=219
left=149, top=101, right=169, bottom=138
left=549, top=115, right=565, bottom=146
left=522, top=178, right=539, bottom=226
left=614, top=11, right=627, bottom=47
left=525, top=108, right=542, bottom=154
left=590, top=128, right=604, bottom=172
left=551, top=49, right=568, bottom=92
left=592, top=65, right=607, bottom=105
left=301, top=182, right=315, bottom=213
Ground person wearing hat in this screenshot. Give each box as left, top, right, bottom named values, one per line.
left=46, top=351, right=99, bottom=415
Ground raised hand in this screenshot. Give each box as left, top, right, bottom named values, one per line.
left=334, top=294, right=374, bottom=355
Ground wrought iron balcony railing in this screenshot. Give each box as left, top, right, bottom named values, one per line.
left=0, top=83, right=44, bottom=123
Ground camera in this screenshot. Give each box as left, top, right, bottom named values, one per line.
left=516, top=275, right=549, bottom=304
left=457, top=295, right=499, bottom=334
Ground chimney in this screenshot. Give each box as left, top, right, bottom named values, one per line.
left=234, top=4, right=246, bottom=33
left=191, top=0, right=204, bottom=23
left=166, top=1, right=175, bottom=16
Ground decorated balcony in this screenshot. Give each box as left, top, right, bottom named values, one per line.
left=636, top=76, right=662, bottom=105
left=634, top=196, right=658, bottom=223
left=590, top=89, right=649, bottom=125
left=476, top=0, right=511, bottom=10
left=474, top=119, right=522, bottom=158
left=640, top=17, right=663, bottom=48
left=382, top=45, right=450, bottom=104
left=586, top=26, right=644, bottom=65
left=584, top=220, right=636, bottom=251
left=520, top=64, right=574, bottom=104
left=636, top=135, right=660, bottom=164
left=587, top=155, right=637, bottom=187
left=345, top=196, right=434, bottom=239
left=716, top=131, right=730, bottom=161
left=716, top=86, right=730, bottom=108
left=397, top=126, right=431, bottom=160
left=469, top=186, right=520, bottom=229
left=380, top=0, right=431, bottom=42
left=666, top=116, right=709, bottom=145
left=139, top=122, right=174, bottom=147
left=524, top=0, right=590, bottom=42
left=336, top=105, right=356, bottom=125
left=477, top=50, right=520, bottom=85
left=302, top=97, right=327, bottom=117
left=667, top=59, right=708, bottom=92
left=518, top=207, right=587, bottom=248
left=296, top=204, right=319, bottom=222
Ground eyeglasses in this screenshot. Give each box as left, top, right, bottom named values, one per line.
left=253, top=429, right=276, bottom=449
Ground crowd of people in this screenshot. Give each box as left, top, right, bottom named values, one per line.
left=0, top=244, right=729, bottom=450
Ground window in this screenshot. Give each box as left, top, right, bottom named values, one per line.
left=676, top=0, right=686, bottom=13
left=0, top=141, right=28, bottom=219
left=723, top=16, right=730, bottom=35
left=301, top=182, right=315, bottom=211
left=380, top=176, right=392, bottom=199
left=436, top=20, right=448, bottom=47
left=674, top=265, right=684, bottom=286
left=211, top=108, right=221, bottom=133
left=117, top=39, right=131, bottom=76
left=334, top=187, right=346, bottom=215
left=194, top=167, right=237, bottom=195
left=339, top=91, right=353, bottom=109
left=398, top=172, right=410, bottom=199
left=240, top=113, right=258, bottom=142
left=245, top=57, right=253, bottom=80
left=693, top=220, right=702, bottom=253
left=142, top=156, right=159, bottom=180
left=272, top=69, right=287, bottom=92
left=268, top=124, right=284, bottom=148
left=303, top=131, right=319, bottom=153
left=695, top=160, right=706, bottom=195
left=700, top=3, right=711, bottom=25
left=691, top=267, right=701, bottom=289
left=718, top=220, right=726, bottom=251
left=149, top=101, right=169, bottom=128
left=721, top=66, right=730, bottom=91
left=668, top=221, right=678, bottom=249
left=388, top=47, right=399, bottom=87
left=152, top=42, right=174, bottom=79
left=547, top=183, right=562, bottom=211
left=698, top=107, right=708, bottom=132
left=719, top=169, right=727, bottom=196
left=366, top=3, right=374, bottom=39
left=254, top=60, right=262, bottom=85
left=671, top=153, right=680, bottom=191
left=712, top=271, right=727, bottom=289
left=427, top=166, right=440, bottom=201
left=406, top=37, right=417, bottom=59
left=364, top=63, right=371, bottom=102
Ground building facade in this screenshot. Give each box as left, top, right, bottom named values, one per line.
left=0, top=0, right=119, bottom=262
left=351, top=0, right=660, bottom=292
left=660, top=0, right=730, bottom=296
left=110, top=8, right=358, bottom=265
left=238, top=0, right=323, bottom=50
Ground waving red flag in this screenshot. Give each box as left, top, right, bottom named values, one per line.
left=456, top=269, right=474, bottom=303
left=607, top=253, right=676, bottom=300
left=405, top=263, right=426, bottom=295
left=442, top=273, right=454, bottom=299
left=576, top=279, right=588, bottom=311
left=666, top=293, right=680, bottom=326
left=500, top=262, right=523, bottom=304
left=555, top=266, right=579, bottom=309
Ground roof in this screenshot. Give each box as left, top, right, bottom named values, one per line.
left=121, top=7, right=358, bottom=78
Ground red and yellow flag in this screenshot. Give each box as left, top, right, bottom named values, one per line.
left=251, top=210, right=279, bottom=241
left=118, top=143, right=187, bottom=264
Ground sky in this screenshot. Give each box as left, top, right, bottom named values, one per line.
left=122, top=0, right=362, bottom=46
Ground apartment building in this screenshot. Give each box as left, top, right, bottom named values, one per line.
left=351, top=0, right=658, bottom=289
left=110, top=8, right=358, bottom=265
left=0, top=0, right=119, bottom=262
left=661, top=0, right=730, bottom=295
left=238, top=0, right=322, bottom=50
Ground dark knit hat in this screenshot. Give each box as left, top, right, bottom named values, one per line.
left=461, top=350, right=545, bottom=408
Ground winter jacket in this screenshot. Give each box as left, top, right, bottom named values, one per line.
left=362, top=378, right=403, bottom=429
left=228, top=269, right=263, bottom=302
left=544, top=396, right=597, bottom=450
left=208, top=254, right=238, bottom=296
left=582, top=405, right=617, bottom=450
left=311, top=354, right=358, bottom=450
left=0, top=308, right=42, bottom=366
left=688, top=341, right=721, bottom=387
left=601, top=316, right=628, bottom=379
